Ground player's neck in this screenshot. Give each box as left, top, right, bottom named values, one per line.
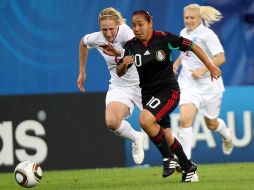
left=142, top=30, right=153, bottom=47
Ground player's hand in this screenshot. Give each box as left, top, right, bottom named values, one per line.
left=191, top=68, right=206, bottom=79
left=77, top=72, right=86, bottom=93
left=173, top=63, right=179, bottom=75
left=116, top=56, right=133, bottom=77
left=100, top=43, right=122, bottom=56
left=210, top=66, right=221, bottom=81
left=123, top=55, right=134, bottom=68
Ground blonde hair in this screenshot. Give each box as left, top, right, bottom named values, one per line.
left=184, top=4, right=223, bottom=27
left=98, top=7, right=126, bottom=25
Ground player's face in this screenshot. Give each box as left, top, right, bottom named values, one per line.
left=132, top=14, right=153, bottom=42
left=184, top=9, right=202, bottom=32
left=100, top=18, right=119, bottom=43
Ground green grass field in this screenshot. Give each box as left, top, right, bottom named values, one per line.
left=1, top=163, right=253, bottom=190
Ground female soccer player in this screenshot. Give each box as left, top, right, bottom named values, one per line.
left=173, top=4, right=233, bottom=180
left=116, top=10, right=221, bottom=182
left=77, top=7, right=145, bottom=165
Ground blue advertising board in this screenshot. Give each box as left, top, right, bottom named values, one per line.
left=125, top=86, right=254, bottom=166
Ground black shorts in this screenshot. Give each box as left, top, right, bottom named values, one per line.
left=142, top=87, right=180, bottom=128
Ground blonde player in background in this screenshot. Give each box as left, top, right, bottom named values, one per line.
left=173, top=4, right=234, bottom=180
left=77, top=7, right=145, bottom=164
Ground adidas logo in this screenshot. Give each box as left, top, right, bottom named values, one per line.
left=184, top=171, right=194, bottom=182
left=144, top=50, right=150, bottom=55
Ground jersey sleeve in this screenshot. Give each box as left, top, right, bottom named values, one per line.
left=82, top=32, right=101, bottom=48
left=167, top=32, right=193, bottom=52
left=204, top=30, right=224, bottom=56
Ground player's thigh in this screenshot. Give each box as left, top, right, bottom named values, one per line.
left=200, top=92, right=223, bottom=119
left=143, top=88, right=180, bottom=121
left=130, top=85, right=143, bottom=111
left=139, top=109, right=158, bottom=136
left=105, top=101, right=130, bottom=123
left=179, top=103, right=197, bottom=127
left=179, top=89, right=201, bottom=108
left=105, top=86, right=135, bottom=122
left=158, top=115, right=171, bottom=128
left=179, top=89, right=199, bottom=127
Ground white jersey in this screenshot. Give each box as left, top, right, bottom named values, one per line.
left=178, top=23, right=225, bottom=94
left=82, top=24, right=139, bottom=87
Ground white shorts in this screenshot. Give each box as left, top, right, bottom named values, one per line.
left=179, top=89, right=223, bottom=119
left=106, top=84, right=142, bottom=117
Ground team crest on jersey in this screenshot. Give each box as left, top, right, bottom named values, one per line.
left=156, top=50, right=165, bottom=61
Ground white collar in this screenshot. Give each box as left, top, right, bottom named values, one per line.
left=186, top=23, right=205, bottom=34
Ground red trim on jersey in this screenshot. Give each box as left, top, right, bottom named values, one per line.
left=155, top=90, right=179, bottom=121
left=142, top=30, right=167, bottom=47
left=182, top=38, right=192, bottom=46
left=154, top=30, right=168, bottom=37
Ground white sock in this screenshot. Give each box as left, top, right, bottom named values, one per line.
left=178, top=127, right=192, bottom=160
left=215, top=118, right=231, bottom=140
left=172, top=131, right=180, bottom=142
left=113, top=120, right=141, bottom=142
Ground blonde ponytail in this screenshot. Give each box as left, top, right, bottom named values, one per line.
left=184, top=4, right=223, bottom=27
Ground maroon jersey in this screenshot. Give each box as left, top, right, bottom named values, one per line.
left=122, top=31, right=192, bottom=98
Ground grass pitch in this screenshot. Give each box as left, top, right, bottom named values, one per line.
left=0, top=162, right=253, bottom=190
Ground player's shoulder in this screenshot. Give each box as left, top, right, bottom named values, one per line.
left=119, top=23, right=131, bottom=30
left=116, top=23, right=134, bottom=41
left=206, top=27, right=218, bottom=37
left=118, top=23, right=133, bottom=34
left=124, top=36, right=136, bottom=46
left=155, top=30, right=181, bottom=38
left=154, top=30, right=169, bottom=38
left=153, top=31, right=173, bottom=43
left=180, top=28, right=187, bottom=36
left=198, top=25, right=217, bottom=38
left=82, top=31, right=104, bottom=47
left=83, top=31, right=103, bottom=42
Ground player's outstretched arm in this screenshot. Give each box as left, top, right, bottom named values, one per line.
left=191, top=44, right=221, bottom=80
left=100, top=43, right=122, bottom=56
left=197, top=53, right=226, bottom=75
left=77, top=39, right=89, bottom=93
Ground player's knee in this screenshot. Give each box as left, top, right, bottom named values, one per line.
left=205, top=118, right=218, bottom=130
left=180, top=117, right=193, bottom=128
left=139, top=112, right=151, bottom=130
left=105, top=117, right=120, bottom=130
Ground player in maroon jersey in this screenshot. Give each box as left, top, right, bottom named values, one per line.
left=116, top=10, right=221, bottom=182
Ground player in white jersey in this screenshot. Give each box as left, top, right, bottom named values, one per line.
left=173, top=4, right=234, bottom=181
left=77, top=7, right=145, bottom=164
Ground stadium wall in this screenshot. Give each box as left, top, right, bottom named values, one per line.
left=126, top=86, right=254, bottom=166
left=1, top=86, right=253, bottom=172
left=0, top=93, right=125, bottom=172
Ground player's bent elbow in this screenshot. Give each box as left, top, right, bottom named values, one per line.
left=79, top=38, right=84, bottom=47
left=220, top=53, right=226, bottom=65
left=116, top=68, right=124, bottom=77
left=215, top=53, right=226, bottom=65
